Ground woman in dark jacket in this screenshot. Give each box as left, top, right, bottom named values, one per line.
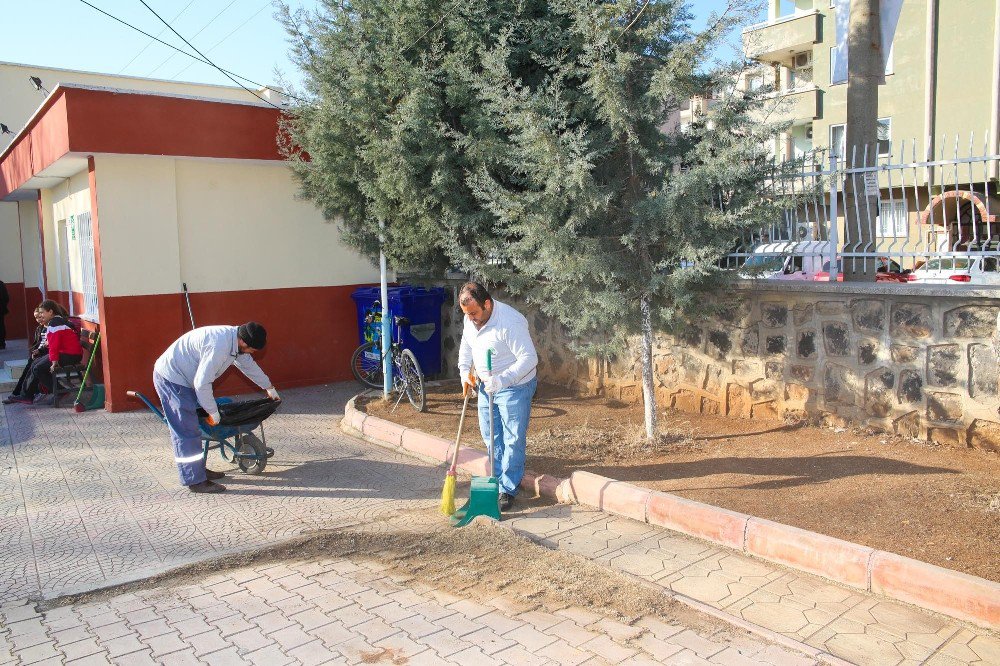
left=8, top=308, right=46, bottom=397
left=3, top=300, right=82, bottom=405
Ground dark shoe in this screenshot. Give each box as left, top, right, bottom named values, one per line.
left=205, top=469, right=226, bottom=481
left=4, top=395, right=32, bottom=405
left=499, top=492, right=514, bottom=512
left=189, top=480, right=226, bottom=494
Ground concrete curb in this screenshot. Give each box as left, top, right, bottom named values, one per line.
left=344, top=396, right=1000, bottom=631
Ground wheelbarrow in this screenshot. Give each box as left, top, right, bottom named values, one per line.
left=127, top=390, right=275, bottom=475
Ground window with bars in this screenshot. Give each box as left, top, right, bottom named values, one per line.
left=74, top=211, right=100, bottom=321
left=877, top=201, right=908, bottom=238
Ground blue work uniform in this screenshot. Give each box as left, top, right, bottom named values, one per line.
left=153, top=326, right=272, bottom=486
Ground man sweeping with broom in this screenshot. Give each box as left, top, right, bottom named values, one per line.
left=444, top=282, right=537, bottom=513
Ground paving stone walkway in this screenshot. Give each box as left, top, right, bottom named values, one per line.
left=0, top=551, right=819, bottom=666
left=0, top=383, right=439, bottom=602
left=503, top=506, right=1000, bottom=666
left=0, top=382, right=997, bottom=665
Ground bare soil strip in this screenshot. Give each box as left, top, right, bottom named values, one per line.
left=361, top=383, right=1000, bottom=582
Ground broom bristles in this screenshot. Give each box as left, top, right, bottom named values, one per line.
left=440, top=471, right=456, bottom=516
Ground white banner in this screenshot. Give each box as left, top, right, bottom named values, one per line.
left=831, top=0, right=903, bottom=84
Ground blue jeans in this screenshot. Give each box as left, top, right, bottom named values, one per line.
left=153, top=373, right=206, bottom=486
left=478, top=377, right=536, bottom=496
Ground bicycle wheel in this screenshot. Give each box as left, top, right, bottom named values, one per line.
left=398, top=349, right=426, bottom=412
left=350, top=341, right=384, bottom=389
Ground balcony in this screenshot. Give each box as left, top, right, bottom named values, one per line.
left=760, top=87, right=819, bottom=125
left=743, top=10, right=821, bottom=62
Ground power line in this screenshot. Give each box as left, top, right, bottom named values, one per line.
left=77, top=0, right=308, bottom=104
left=172, top=0, right=273, bottom=80
left=135, top=0, right=284, bottom=109
left=117, top=0, right=196, bottom=74
left=146, top=0, right=240, bottom=77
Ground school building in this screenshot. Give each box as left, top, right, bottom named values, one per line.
left=0, top=62, right=381, bottom=411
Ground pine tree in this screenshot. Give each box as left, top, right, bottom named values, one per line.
left=458, top=0, right=793, bottom=440
left=277, top=0, right=566, bottom=272
left=282, top=1, right=794, bottom=441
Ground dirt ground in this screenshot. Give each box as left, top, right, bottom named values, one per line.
left=360, top=383, right=1000, bottom=583
left=46, top=508, right=718, bottom=634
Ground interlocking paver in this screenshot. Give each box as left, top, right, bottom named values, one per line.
left=1, top=383, right=993, bottom=666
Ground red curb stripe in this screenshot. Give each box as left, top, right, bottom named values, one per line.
left=361, top=416, right=407, bottom=447
left=870, top=551, right=1000, bottom=629
left=745, top=518, right=874, bottom=590
left=400, top=429, right=452, bottom=463
left=646, top=491, right=749, bottom=551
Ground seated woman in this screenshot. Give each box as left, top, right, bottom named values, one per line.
left=3, top=300, right=82, bottom=405
left=7, top=308, right=47, bottom=398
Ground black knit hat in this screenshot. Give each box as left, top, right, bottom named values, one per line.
left=238, top=321, right=267, bottom=349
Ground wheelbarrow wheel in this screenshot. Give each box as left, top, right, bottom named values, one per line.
left=236, top=432, right=267, bottom=475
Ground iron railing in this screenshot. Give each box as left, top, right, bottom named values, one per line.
left=725, top=134, right=1000, bottom=284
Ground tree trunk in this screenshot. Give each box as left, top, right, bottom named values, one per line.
left=640, top=293, right=657, bottom=442
left=843, top=0, right=881, bottom=282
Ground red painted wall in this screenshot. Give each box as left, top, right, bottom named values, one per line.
left=103, top=284, right=365, bottom=412
left=0, top=96, right=71, bottom=198
left=1, top=88, right=283, bottom=199
left=66, top=89, right=283, bottom=162
left=2, top=281, right=27, bottom=341
left=22, top=287, right=42, bottom=339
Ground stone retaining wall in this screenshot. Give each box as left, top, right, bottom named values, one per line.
left=432, top=280, right=1000, bottom=452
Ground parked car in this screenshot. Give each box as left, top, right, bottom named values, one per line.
left=813, top=257, right=908, bottom=282
left=740, top=241, right=831, bottom=281
left=906, top=256, right=1000, bottom=285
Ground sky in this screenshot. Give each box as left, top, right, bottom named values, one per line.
left=0, top=0, right=762, bottom=93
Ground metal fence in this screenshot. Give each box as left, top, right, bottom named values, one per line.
left=725, top=134, right=1000, bottom=284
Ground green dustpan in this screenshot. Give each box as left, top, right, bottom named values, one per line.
left=452, top=349, right=500, bottom=527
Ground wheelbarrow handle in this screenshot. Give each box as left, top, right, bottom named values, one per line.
left=127, top=390, right=167, bottom=423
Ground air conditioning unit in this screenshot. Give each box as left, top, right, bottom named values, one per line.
left=795, top=222, right=812, bottom=240
left=793, top=52, right=813, bottom=68
left=806, top=126, right=814, bottom=139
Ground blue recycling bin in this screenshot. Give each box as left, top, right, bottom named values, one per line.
left=350, top=286, right=446, bottom=376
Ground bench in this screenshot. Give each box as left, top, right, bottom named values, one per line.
left=50, top=330, right=98, bottom=408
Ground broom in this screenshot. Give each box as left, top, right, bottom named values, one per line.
left=440, top=370, right=475, bottom=516
left=73, top=331, right=101, bottom=413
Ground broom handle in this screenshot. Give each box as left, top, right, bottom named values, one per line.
left=74, top=331, right=101, bottom=403
left=448, top=389, right=471, bottom=472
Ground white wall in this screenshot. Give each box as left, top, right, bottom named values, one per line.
left=0, top=202, right=22, bottom=283
left=92, top=155, right=182, bottom=298
left=44, top=171, right=93, bottom=295
left=18, top=200, right=40, bottom=290
left=92, top=155, right=379, bottom=298
left=174, top=159, right=380, bottom=293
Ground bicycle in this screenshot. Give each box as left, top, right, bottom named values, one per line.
left=350, top=302, right=426, bottom=412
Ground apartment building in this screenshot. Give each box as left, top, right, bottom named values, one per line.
left=743, top=0, right=1000, bottom=163
left=734, top=0, right=1000, bottom=259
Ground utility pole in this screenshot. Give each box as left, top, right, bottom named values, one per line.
left=842, top=0, right=881, bottom=281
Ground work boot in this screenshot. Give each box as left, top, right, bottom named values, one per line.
left=205, top=469, right=226, bottom=481
left=499, top=492, right=514, bottom=512
left=189, top=480, right=226, bottom=494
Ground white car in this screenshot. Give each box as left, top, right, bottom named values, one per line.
left=906, top=256, right=1000, bottom=285
left=739, top=241, right=832, bottom=281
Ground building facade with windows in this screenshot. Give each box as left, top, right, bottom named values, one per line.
left=0, top=62, right=382, bottom=411
left=743, top=0, right=1000, bottom=165
left=735, top=0, right=1000, bottom=258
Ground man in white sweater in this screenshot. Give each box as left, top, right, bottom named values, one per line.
left=153, top=322, right=280, bottom=493
left=458, top=282, right=538, bottom=511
